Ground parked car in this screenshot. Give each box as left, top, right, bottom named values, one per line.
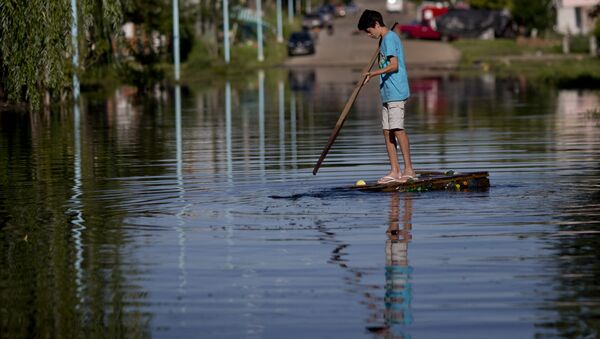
left=287, top=31, right=315, bottom=56
left=396, top=21, right=455, bottom=41
left=386, top=0, right=403, bottom=12
left=302, top=13, right=324, bottom=30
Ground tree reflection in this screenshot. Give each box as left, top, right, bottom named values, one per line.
left=0, top=92, right=159, bottom=338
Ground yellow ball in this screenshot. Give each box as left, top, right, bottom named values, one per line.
left=355, top=179, right=366, bottom=186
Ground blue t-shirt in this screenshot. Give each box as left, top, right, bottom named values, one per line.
left=379, top=31, right=410, bottom=103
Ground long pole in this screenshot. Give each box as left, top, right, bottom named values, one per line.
left=257, top=0, right=264, bottom=61
left=277, top=0, right=283, bottom=43
left=223, top=0, right=230, bottom=63
left=173, top=0, right=180, bottom=80
left=70, top=0, right=79, bottom=100
left=312, top=24, right=398, bottom=175
left=288, top=0, right=293, bottom=23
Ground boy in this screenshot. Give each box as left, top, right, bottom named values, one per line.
left=358, top=10, right=415, bottom=184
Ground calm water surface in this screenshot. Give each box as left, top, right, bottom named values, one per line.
left=1, top=68, right=599, bottom=338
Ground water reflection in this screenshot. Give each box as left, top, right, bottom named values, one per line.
left=288, top=68, right=315, bottom=93
left=384, top=193, right=413, bottom=336
left=175, top=84, right=189, bottom=313
left=278, top=80, right=285, bottom=173
left=259, top=70, right=266, bottom=180
left=1, top=70, right=600, bottom=337
left=290, top=91, right=298, bottom=170
left=225, top=81, right=233, bottom=183
left=68, top=99, right=86, bottom=308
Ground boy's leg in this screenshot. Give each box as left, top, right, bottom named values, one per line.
left=394, top=129, right=415, bottom=180
left=379, top=103, right=402, bottom=183
left=383, top=129, right=402, bottom=180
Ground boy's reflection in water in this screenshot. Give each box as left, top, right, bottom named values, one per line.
left=325, top=192, right=413, bottom=337
left=383, top=192, right=413, bottom=336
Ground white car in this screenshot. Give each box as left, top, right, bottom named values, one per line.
left=386, top=0, right=403, bottom=12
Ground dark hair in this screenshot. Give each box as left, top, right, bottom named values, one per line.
left=357, top=9, right=385, bottom=31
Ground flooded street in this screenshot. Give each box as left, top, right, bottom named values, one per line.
left=1, top=68, right=599, bottom=338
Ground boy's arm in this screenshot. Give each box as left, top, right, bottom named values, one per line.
left=370, top=56, right=398, bottom=76
left=363, top=56, right=398, bottom=84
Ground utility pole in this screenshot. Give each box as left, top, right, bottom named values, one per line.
left=277, top=0, right=283, bottom=43
left=288, top=0, right=294, bottom=23
left=223, top=0, right=230, bottom=63
left=173, top=0, right=181, bottom=80
left=70, top=0, right=80, bottom=100
left=257, top=0, right=264, bottom=61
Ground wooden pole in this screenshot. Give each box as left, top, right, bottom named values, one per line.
left=312, top=24, right=397, bottom=175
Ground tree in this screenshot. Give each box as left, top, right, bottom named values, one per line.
left=468, top=0, right=510, bottom=10
left=0, top=0, right=123, bottom=107
left=510, top=0, right=555, bottom=34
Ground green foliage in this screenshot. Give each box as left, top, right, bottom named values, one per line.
left=452, top=38, right=600, bottom=88
left=118, top=0, right=196, bottom=86
left=0, top=1, right=70, bottom=106
left=468, top=0, right=555, bottom=34
left=0, top=0, right=123, bottom=107
left=468, top=0, right=510, bottom=10
left=510, top=0, right=555, bottom=33
left=80, top=0, right=126, bottom=67
left=593, top=5, right=600, bottom=40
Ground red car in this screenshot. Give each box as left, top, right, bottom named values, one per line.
left=395, top=21, right=454, bottom=41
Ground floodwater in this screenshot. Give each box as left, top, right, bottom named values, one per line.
left=1, top=68, right=599, bottom=338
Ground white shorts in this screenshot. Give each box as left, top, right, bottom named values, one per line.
left=382, top=101, right=406, bottom=130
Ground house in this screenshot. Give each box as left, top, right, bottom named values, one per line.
left=555, top=0, right=599, bottom=35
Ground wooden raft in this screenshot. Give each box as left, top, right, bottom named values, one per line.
left=352, top=171, right=490, bottom=192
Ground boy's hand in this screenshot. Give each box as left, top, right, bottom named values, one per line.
left=363, top=72, right=371, bottom=85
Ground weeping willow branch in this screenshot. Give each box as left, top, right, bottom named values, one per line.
left=0, top=0, right=124, bottom=107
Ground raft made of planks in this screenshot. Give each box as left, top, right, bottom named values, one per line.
left=352, top=170, right=490, bottom=192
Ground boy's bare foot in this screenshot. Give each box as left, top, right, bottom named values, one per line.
left=403, top=168, right=415, bottom=177
left=398, top=170, right=417, bottom=183
left=377, top=175, right=400, bottom=184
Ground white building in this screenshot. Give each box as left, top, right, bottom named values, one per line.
left=555, top=0, right=599, bottom=35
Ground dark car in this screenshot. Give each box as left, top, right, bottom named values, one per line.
left=287, top=32, right=315, bottom=56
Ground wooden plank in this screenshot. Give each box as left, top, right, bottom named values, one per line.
left=352, top=171, right=490, bottom=192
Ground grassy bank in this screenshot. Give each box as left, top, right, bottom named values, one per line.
left=79, top=17, right=300, bottom=94
left=182, top=16, right=299, bottom=81
left=452, top=38, right=600, bottom=88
